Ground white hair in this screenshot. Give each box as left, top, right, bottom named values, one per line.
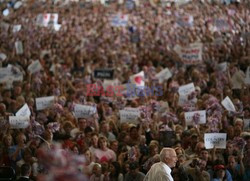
left=160, top=148, right=175, bottom=162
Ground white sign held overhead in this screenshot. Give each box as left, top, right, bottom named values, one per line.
left=74, top=104, right=97, bottom=119
left=28, top=60, right=43, bottom=74
left=13, top=25, right=22, bottom=33
left=178, top=83, right=195, bottom=95
left=221, top=96, right=236, bottom=112
left=204, top=133, right=227, bottom=149
left=119, top=109, right=140, bottom=124
left=184, top=110, right=206, bottom=125
left=15, top=41, right=24, bottom=55
left=245, top=66, right=250, bottom=85
left=36, top=96, right=55, bottom=111
left=9, top=116, right=30, bottom=129
left=16, top=104, right=31, bottom=117
left=155, top=68, right=172, bottom=83
left=243, top=119, right=250, bottom=131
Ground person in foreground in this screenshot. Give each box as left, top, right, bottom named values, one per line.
left=144, top=147, right=177, bottom=181
left=17, top=163, right=32, bottom=181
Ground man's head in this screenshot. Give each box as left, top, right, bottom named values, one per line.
left=21, top=163, right=31, bottom=177
left=160, top=148, right=177, bottom=168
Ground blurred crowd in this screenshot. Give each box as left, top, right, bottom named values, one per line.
left=0, top=0, right=250, bottom=180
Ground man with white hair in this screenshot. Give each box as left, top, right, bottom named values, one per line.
left=144, top=147, right=177, bottom=181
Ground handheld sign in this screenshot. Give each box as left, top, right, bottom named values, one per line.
left=16, top=103, right=31, bottom=117
left=36, top=96, right=55, bottom=111
left=184, top=110, right=206, bottom=125
left=245, top=67, right=250, bottom=85
left=221, top=96, right=236, bottom=112
left=155, top=68, right=172, bottom=83
left=243, top=119, right=250, bottom=131
left=13, top=25, right=21, bottom=33
left=111, top=14, right=129, bottom=27
left=9, top=116, right=30, bottom=129
left=94, top=69, right=114, bottom=79
left=28, top=60, right=43, bottom=74
left=15, top=41, right=24, bottom=55
left=74, top=104, right=97, bottom=119
left=178, top=83, right=195, bottom=95
left=180, top=43, right=203, bottom=64
left=204, top=133, right=227, bottom=149
left=119, top=108, right=140, bottom=124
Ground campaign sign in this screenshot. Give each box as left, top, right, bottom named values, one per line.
left=36, top=96, right=55, bottom=111
left=94, top=69, right=114, bottom=79
left=178, top=83, right=195, bottom=96
left=74, top=104, right=97, bottom=119
left=180, top=43, right=203, bottom=64
left=221, top=96, right=236, bottom=112
left=155, top=68, right=172, bottom=83
left=111, top=14, right=129, bottom=27
left=9, top=116, right=30, bottom=129
left=28, top=60, right=43, bottom=74
left=16, top=103, right=31, bottom=117
left=184, top=110, right=206, bottom=125
left=204, top=133, right=227, bottom=149
left=119, top=108, right=140, bottom=124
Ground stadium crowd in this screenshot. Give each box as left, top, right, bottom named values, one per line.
left=0, top=0, right=250, bottom=180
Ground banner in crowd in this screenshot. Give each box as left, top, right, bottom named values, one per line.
left=94, top=69, right=114, bottom=79
left=245, top=66, right=250, bottom=85
left=175, top=43, right=203, bottom=64
left=119, top=108, right=140, bottom=124
left=177, top=15, right=194, bottom=27
left=184, top=110, right=206, bottom=125
left=204, top=133, right=227, bottom=149
left=13, top=25, right=21, bottom=33
left=155, top=68, right=172, bottom=83
left=221, top=96, right=236, bottom=112
left=178, top=82, right=195, bottom=95
left=213, top=18, right=231, bottom=32
left=130, top=71, right=145, bottom=87
left=28, top=60, right=43, bottom=74
left=0, top=66, right=23, bottom=84
left=36, top=96, right=55, bottom=111
left=16, top=103, right=31, bottom=117
left=36, top=13, right=59, bottom=27
left=110, top=14, right=129, bottom=27
left=216, top=62, right=227, bottom=72
left=74, top=104, right=97, bottom=118
left=15, top=41, right=23, bottom=55
left=244, top=119, right=250, bottom=131
left=9, top=116, right=30, bottom=129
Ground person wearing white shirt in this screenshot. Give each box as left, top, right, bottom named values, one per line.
left=144, top=147, right=178, bottom=181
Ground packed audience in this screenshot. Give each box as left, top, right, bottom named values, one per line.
left=0, top=0, right=250, bottom=180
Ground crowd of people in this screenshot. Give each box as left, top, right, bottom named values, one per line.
left=0, top=0, right=250, bottom=180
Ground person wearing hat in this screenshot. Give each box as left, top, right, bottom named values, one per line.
left=212, top=164, right=226, bottom=181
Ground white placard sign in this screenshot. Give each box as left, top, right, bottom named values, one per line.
left=0, top=53, right=7, bottom=61
left=178, top=43, right=203, bottom=64
left=0, top=66, right=23, bottom=83
left=28, top=60, right=43, bottom=74
left=13, top=25, right=22, bottom=33
left=243, top=119, right=250, bottom=131
left=204, top=133, right=227, bottom=149
left=15, top=41, right=23, bottom=55
left=16, top=104, right=31, bottom=117
left=221, top=96, right=236, bottom=112
left=74, top=104, right=97, bottom=118
left=245, top=66, right=250, bottom=85
left=9, top=116, right=30, bottom=129
left=178, top=83, right=195, bottom=95
left=36, top=96, right=55, bottom=111
left=155, top=68, right=172, bottom=83
left=216, top=62, right=227, bottom=72
left=184, top=110, right=206, bottom=125
left=119, top=108, right=140, bottom=123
